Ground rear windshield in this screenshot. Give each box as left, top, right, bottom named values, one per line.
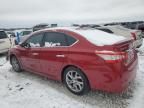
left=73, top=29, right=126, bottom=46
left=0, top=31, right=8, bottom=39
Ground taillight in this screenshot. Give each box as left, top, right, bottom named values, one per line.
left=95, top=50, right=126, bottom=63
left=131, top=32, right=136, bottom=40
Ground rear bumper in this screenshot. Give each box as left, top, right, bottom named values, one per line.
left=86, top=55, right=138, bottom=93
left=101, top=58, right=138, bottom=93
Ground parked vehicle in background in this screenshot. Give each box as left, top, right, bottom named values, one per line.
left=9, top=27, right=138, bottom=95
left=122, top=22, right=144, bottom=30
left=33, top=24, right=49, bottom=32
left=14, top=30, right=32, bottom=45
left=94, top=25, right=143, bottom=48
left=6, top=31, right=16, bottom=38
left=19, top=30, right=32, bottom=36
left=142, top=32, right=144, bottom=38
left=0, top=30, right=11, bottom=53
left=134, top=23, right=144, bottom=38
left=79, top=24, right=101, bottom=28
left=137, top=23, right=144, bottom=31
left=120, top=22, right=144, bottom=38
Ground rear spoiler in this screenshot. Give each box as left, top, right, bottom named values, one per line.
left=113, top=39, right=133, bottom=51
left=113, top=39, right=132, bottom=46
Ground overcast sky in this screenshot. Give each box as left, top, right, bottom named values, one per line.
left=0, top=0, right=144, bottom=28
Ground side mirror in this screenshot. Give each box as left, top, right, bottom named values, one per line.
left=21, top=43, right=31, bottom=48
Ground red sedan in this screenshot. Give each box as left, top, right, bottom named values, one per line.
left=9, top=27, right=138, bottom=95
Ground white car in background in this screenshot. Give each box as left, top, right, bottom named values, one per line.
left=6, top=31, right=16, bottom=38
left=95, top=25, right=143, bottom=48
left=0, top=30, right=11, bottom=54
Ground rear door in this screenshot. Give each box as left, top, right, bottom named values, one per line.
left=39, top=32, right=69, bottom=77
left=0, top=31, right=11, bottom=51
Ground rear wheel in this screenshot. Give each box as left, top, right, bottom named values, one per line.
left=11, top=56, right=22, bottom=72
left=63, top=67, right=90, bottom=95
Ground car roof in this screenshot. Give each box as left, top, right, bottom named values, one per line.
left=31, top=27, right=126, bottom=46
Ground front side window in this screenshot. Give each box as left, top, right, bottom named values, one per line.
left=43, top=32, right=67, bottom=47
left=25, top=33, right=43, bottom=47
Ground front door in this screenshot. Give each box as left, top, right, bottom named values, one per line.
left=20, top=33, right=43, bottom=73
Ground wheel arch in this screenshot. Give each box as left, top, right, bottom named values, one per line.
left=10, top=53, right=22, bottom=68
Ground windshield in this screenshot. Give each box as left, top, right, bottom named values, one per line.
left=21, top=31, right=32, bottom=36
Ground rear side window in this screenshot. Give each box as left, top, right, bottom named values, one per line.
left=0, top=31, right=8, bottom=39
left=43, top=32, right=67, bottom=47
left=66, top=35, right=77, bottom=46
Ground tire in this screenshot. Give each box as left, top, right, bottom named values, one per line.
left=63, top=67, right=90, bottom=95
left=11, top=56, right=22, bottom=72
left=15, top=40, right=18, bottom=45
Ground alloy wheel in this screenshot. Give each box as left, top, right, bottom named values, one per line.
left=66, top=70, right=84, bottom=92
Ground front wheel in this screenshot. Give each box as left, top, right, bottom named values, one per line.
left=11, top=56, right=22, bottom=72
left=63, top=67, right=90, bottom=95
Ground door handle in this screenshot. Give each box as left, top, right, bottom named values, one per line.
left=32, top=53, right=39, bottom=56
left=56, top=55, right=65, bottom=58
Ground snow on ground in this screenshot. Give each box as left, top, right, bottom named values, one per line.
left=0, top=46, right=144, bottom=108
left=128, top=55, right=144, bottom=108
left=0, top=54, right=7, bottom=66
